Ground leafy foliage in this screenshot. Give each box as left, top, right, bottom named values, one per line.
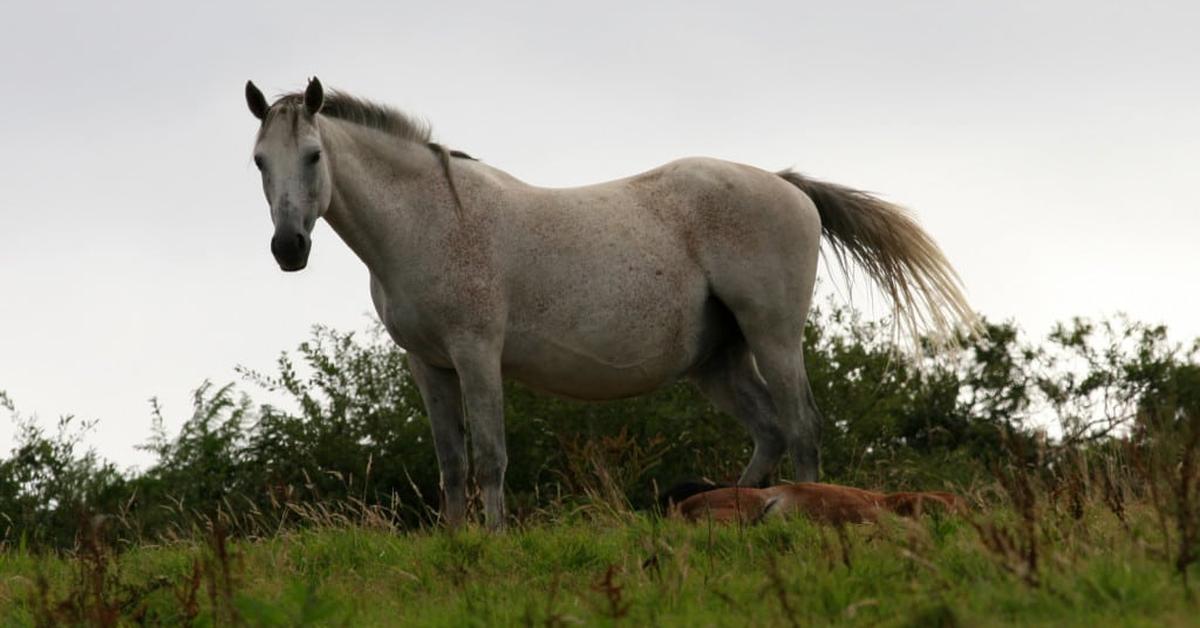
left=0, top=393, right=127, bottom=549
left=2, top=304, right=1198, bottom=550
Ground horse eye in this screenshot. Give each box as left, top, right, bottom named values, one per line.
left=306, top=151, right=321, bottom=165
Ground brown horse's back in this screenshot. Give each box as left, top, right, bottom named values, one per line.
left=768, top=483, right=885, bottom=524
left=672, top=482, right=967, bottom=525
left=674, top=483, right=883, bottom=525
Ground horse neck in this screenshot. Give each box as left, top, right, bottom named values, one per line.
left=319, top=119, right=455, bottom=276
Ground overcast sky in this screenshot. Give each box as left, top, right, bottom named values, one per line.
left=2, top=1, right=1197, bottom=468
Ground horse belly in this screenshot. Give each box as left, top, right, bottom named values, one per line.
left=501, top=272, right=727, bottom=400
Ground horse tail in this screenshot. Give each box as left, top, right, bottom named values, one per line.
left=777, top=170, right=980, bottom=345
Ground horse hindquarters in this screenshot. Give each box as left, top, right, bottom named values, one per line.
left=675, top=488, right=771, bottom=523
left=675, top=161, right=827, bottom=484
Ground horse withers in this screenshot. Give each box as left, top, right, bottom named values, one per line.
left=245, top=77, right=977, bottom=529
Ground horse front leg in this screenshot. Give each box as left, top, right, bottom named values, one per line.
left=408, top=354, right=468, bottom=527
left=449, top=344, right=508, bottom=530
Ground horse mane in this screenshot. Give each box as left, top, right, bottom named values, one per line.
left=262, top=88, right=475, bottom=212
left=263, top=90, right=476, bottom=160
left=265, top=90, right=432, bottom=144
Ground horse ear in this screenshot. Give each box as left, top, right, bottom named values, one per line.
left=245, top=80, right=269, bottom=120
left=305, top=77, right=324, bottom=116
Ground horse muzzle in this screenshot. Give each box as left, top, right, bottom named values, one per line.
left=270, top=229, right=311, bottom=272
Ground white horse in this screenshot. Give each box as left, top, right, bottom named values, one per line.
left=245, top=77, right=976, bottom=528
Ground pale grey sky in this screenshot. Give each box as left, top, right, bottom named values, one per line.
left=2, top=1, right=1197, bottom=468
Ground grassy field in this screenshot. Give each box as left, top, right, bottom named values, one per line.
left=2, top=499, right=1197, bottom=627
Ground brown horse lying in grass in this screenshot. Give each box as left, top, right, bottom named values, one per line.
left=670, top=482, right=966, bottom=525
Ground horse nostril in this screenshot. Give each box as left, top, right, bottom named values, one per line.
left=296, top=233, right=308, bottom=251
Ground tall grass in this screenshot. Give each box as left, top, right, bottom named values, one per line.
left=2, top=308, right=1198, bottom=623
left=3, top=423, right=1199, bottom=626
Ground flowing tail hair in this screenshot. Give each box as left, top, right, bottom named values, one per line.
left=777, top=170, right=980, bottom=347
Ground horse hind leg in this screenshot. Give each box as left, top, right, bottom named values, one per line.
left=719, top=292, right=820, bottom=481
left=748, top=338, right=822, bottom=482
left=695, top=187, right=823, bottom=481
left=713, top=278, right=821, bottom=479
left=690, top=340, right=786, bottom=486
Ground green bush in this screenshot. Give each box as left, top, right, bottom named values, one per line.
left=2, top=304, right=1197, bottom=550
